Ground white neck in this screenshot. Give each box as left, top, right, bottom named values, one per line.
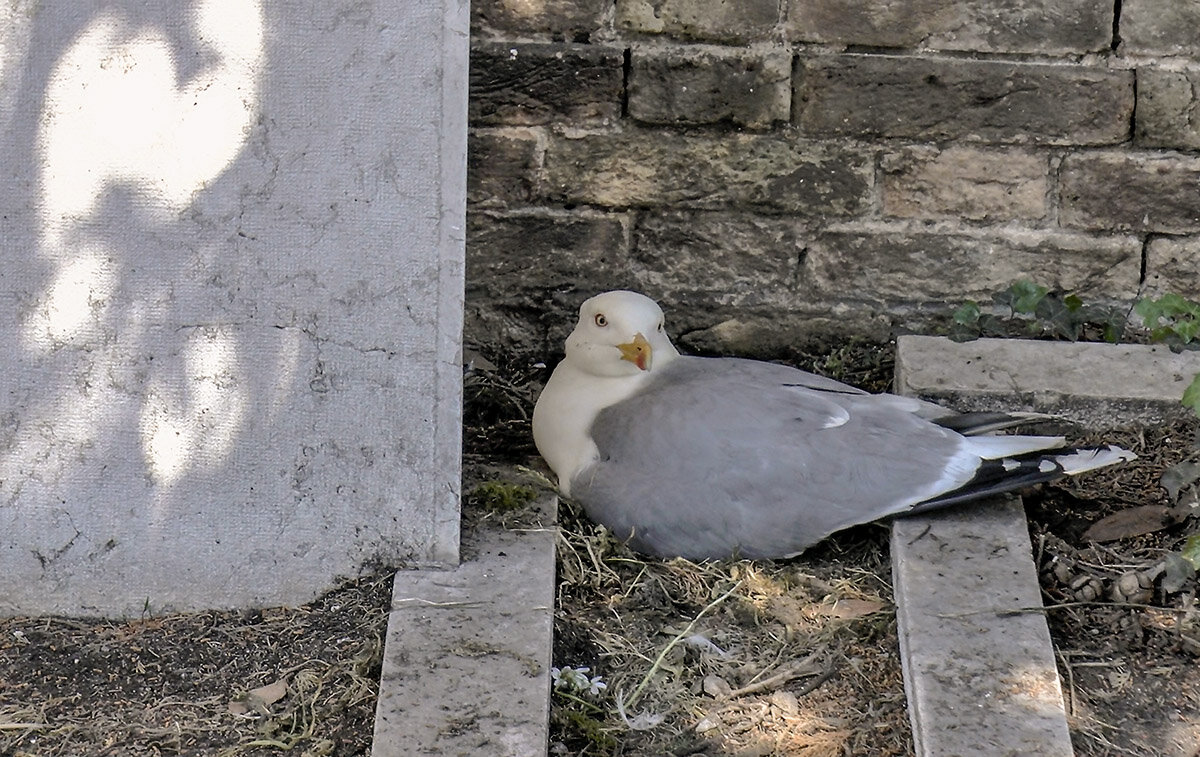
left=531, top=361, right=655, bottom=495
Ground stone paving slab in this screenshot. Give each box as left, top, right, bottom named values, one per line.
left=892, top=497, right=1073, bottom=757
left=897, top=335, right=1200, bottom=426
left=371, top=495, right=557, bottom=757
left=893, top=336, right=1200, bottom=757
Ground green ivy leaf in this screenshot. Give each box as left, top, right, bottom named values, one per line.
left=1135, top=296, right=1168, bottom=325
left=1158, top=292, right=1193, bottom=315
left=953, top=300, right=981, bottom=325
left=1063, top=293, right=1084, bottom=312
left=1173, top=318, right=1200, bottom=344
left=1009, top=280, right=1049, bottom=315
left=1181, top=532, right=1200, bottom=570
left=1150, top=325, right=1177, bottom=344
left=1103, top=321, right=1123, bottom=343
left=1133, top=298, right=1154, bottom=316
left=1183, top=373, right=1200, bottom=418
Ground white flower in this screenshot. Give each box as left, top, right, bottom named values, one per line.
left=550, top=665, right=607, bottom=697
left=585, top=675, right=607, bottom=696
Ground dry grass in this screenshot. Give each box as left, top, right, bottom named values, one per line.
left=550, top=494, right=912, bottom=757
left=1027, top=418, right=1200, bottom=757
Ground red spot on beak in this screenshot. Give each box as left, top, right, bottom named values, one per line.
left=617, top=332, right=652, bottom=371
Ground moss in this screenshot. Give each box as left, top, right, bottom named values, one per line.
left=465, top=480, right=537, bottom=512
left=551, top=706, right=618, bottom=754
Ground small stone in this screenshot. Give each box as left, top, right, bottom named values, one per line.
left=1050, top=560, right=1073, bottom=585
left=695, top=715, right=721, bottom=733
left=1110, top=571, right=1155, bottom=604
left=768, top=690, right=800, bottom=716
left=703, top=674, right=733, bottom=698
left=1068, top=574, right=1104, bottom=602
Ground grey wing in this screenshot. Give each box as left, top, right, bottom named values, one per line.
left=715, top=357, right=955, bottom=421
left=574, top=357, right=968, bottom=559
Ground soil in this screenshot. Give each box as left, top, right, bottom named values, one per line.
left=1028, top=420, right=1200, bottom=757
left=3, top=336, right=1199, bottom=757
left=0, top=576, right=389, bottom=756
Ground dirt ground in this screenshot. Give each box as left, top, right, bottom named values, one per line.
left=0, top=576, right=388, bottom=756
left=1028, top=419, right=1200, bottom=757
left=3, top=338, right=1199, bottom=757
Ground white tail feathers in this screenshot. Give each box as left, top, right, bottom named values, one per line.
left=962, top=434, right=1066, bottom=460
left=1054, top=445, right=1138, bottom=475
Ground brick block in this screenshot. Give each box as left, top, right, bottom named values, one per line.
left=807, top=224, right=1140, bottom=302
left=471, top=0, right=609, bottom=39
left=467, top=210, right=630, bottom=295
left=628, top=46, right=791, bottom=129
left=469, top=43, right=623, bottom=126
left=795, top=55, right=1133, bottom=145
left=788, top=0, right=1112, bottom=54
left=1059, top=152, right=1200, bottom=233
left=468, top=130, right=541, bottom=207
left=616, top=0, right=779, bottom=43
left=1144, top=237, right=1200, bottom=297
left=465, top=210, right=632, bottom=350
left=1135, top=67, right=1200, bottom=151
left=1121, top=0, right=1200, bottom=55
left=544, top=129, right=872, bottom=214
left=881, top=146, right=1048, bottom=222
left=630, top=212, right=807, bottom=312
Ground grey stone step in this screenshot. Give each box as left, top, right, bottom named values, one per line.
left=892, top=496, right=1073, bottom=757
left=897, top=335, right=1200, bottom=425
left=371, top=495, right=557, bottom=757
left=892, top=336, right=1200, bottom=757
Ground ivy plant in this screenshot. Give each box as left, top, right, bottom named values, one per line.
left=951, top=279, right=1127, bottom=344
left=1134, top=294, right=1200, bottom=416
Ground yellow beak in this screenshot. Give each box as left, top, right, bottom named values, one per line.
left=617, top=333, right=652, bottom=371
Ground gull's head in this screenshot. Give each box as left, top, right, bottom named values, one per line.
left=564, top=290, right=681, bottom=378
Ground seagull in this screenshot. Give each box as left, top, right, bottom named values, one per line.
left=532, top=290, right=1135, bottom=560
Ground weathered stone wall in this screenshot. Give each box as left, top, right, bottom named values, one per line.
left=466, top=0, right=1200, bottom=357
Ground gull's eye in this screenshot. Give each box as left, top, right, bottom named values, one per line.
left=657, top=321, right=665, bottom=333
left=594, top=313, right=608, bottom=327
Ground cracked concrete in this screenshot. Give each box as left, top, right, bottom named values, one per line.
left=0, top=0, right=468, bottom=617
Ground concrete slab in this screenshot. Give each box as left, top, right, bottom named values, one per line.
left=892, top=497, right=1073, bottom=757
left=372, top=495, right=557, bottom=757
left=892, top=336, right=1200, bottom=756
left=0, top=0, right=468, bottom=616
left=897, top=336, right=1200, bottom=426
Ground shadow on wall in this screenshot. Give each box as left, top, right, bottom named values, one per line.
left=2, top=0, right=465, bottom=616
left=35, top=1, right=265, bottom=491
left=0, top=1, right=283, bottom=503
left=2, top=0, right=277, bottom=515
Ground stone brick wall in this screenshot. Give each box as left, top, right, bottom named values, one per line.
left=466, top=0, right=1200, bottom=357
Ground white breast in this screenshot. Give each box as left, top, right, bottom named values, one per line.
left=532, top=361, right=650, bottom=496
